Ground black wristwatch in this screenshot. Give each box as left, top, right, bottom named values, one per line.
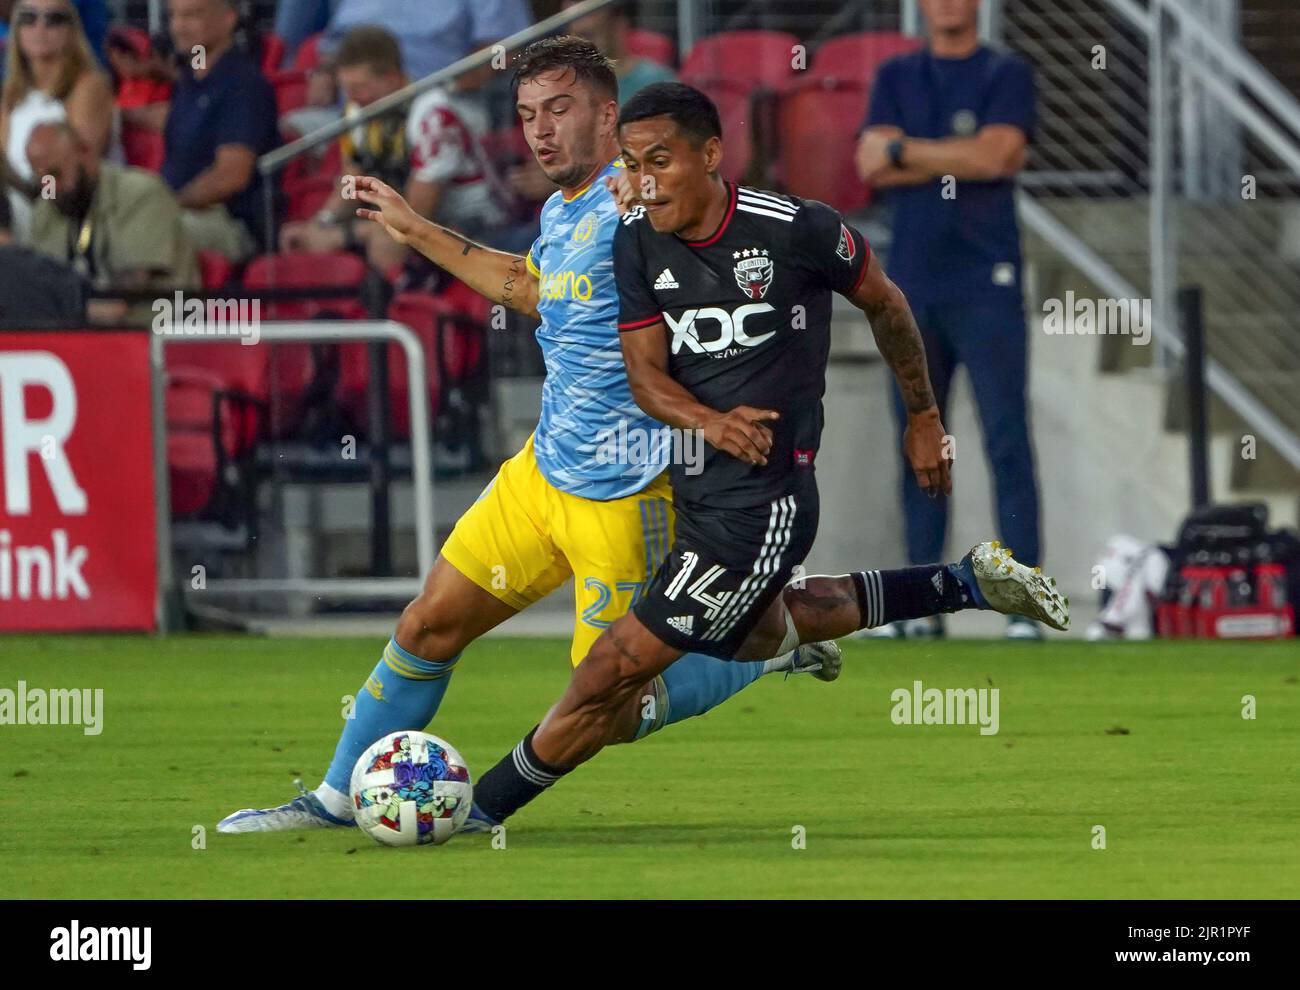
left=887, top=138, right=906, bottom=168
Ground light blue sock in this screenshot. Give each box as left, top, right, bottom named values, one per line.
left=320, top=638, right=459, bottom=797
left=634, top=652, right=766, bottom=739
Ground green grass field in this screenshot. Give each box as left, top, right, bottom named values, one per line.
left=1, top=635, right=1297, bottom=898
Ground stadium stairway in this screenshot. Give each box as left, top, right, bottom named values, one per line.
left=1024, top=198, right=1300, bottom=528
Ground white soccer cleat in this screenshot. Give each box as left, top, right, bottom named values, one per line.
left=217, top=780, right=356, bottom=833
left=959, top=541, right=1069, bottom=632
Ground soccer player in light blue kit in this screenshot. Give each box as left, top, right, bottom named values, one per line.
left=217, top=37, right=838, bottom=833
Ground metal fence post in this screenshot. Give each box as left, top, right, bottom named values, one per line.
left=1149, top=2, right=1175, bottom=374
left=1180, top=286, right=1210, bottom=509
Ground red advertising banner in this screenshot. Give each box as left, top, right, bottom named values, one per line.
left=0, top=331, right=157, bottom=631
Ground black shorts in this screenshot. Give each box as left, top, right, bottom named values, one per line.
left=634, top=485, right=819, bottom=658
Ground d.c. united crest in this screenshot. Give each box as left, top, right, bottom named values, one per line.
left=836, top=224, right=856, bottom=263
left=733, top=248, right=773, bottom=299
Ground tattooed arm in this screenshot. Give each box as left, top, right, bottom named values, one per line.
left=847, top=251, right=952, bottom=495
left=353, top=175, right=540, bottom=320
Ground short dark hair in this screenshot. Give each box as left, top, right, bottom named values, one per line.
left=0, top=189, right=11, bottom=233
left=511, top=35, right=618, bottom=103
left=335, top=25, right=404, bottom=75
left=618, top=82, right=722, bottom=146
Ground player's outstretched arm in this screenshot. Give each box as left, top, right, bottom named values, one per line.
left=848, top=251, right=952, bottom=496
left=353, top=175, right=540, bottom=319
left=620, top=321, right=778, bottom=467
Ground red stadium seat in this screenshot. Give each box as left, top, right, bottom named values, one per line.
left=437, top=278, right=492, bottom=331
left=625, top=28, right=675, bottom=67
left=241, top=252, right=377, bottom=436
left=337, top=293, right=441, bottom=439
left=775, top=82, right=872, bottom=214
left=336, top=288, right=487, bottom=441
left=165, top=367, right=226, bottom=516
left=270, top=69, right=309, bottom=116
left=283, top=174, right=337, bottom=221
left=164, top=342, right=267, bottom=452
left=680, top=32, right=799, bottom=184
left=121, top=122, right=164, bottom=172
left=680, top=30, right=800, bottom=88
left=242, top=251, right=371, bottom=321
left=166, top=363, right=265, bottom=518
left=773, top=33, right=923, bottom=211
left=810, top=31, right=921, bottom=83
left=196, top=250, right=234, bottom=291
left=282, top=142, right=343, bottom=220
left=260, top=33, right=286, bottom=76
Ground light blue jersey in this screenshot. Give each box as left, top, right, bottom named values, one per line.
left=525, top=158, right=667, bottom=500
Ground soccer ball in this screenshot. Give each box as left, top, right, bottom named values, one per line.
left=350, top=730, right=473, bottom=846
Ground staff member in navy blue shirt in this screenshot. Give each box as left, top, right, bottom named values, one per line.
left=162, top=0, right=277, bottom=261
left=855, top=0, right=1042, bottom=639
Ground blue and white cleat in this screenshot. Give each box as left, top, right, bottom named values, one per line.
left=952, top=541, right=1069, bottom=632
left=217, top=779, right=356, bottom=833
left=788, top=640, right=842, bottom=682
left=455, top=802, right=500, bottom=835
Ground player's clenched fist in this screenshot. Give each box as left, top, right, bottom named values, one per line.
left=703, top=406, right=780, bottom=466
left=903, top=406, right=952, bottom=497
left=354, top=175, right=422, bottom=245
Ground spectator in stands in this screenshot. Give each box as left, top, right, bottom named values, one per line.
left=563, top=0, right=674, bottom=104
left=1, top=0, right=104, bottom=65
left=284, top=0, right=534, bottom=141
left=161, top=0, right=277, bottom=261
left=0, top=177, right=86, bottom=323
left=27, top=120, right=198, bottom=323
left=281, top=26, right=510, bottom=271
left=0, top=0, right=115, bottom=239
left=323, top=0, right=533, bottom=85
left=854, top=0, right=1041, bottom=639
left=106, top=26, right=173, bottom=135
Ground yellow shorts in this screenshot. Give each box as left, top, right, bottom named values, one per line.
left=441, top=435, right=674, bottom=666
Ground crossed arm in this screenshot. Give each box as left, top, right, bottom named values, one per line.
left=354, top=175, right=540, bottom=319
left=855, top=123, right=1027, bottom=188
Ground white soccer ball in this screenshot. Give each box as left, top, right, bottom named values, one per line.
left=350, top=730, right=473, bottom=846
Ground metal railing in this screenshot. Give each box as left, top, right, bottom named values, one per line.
left=1002, top=0, right=1300, bottom=470
left=156, top=320, right=436, bottom=622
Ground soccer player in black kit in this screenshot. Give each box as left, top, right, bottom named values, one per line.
left=463, top=83, right=1069, bottom=830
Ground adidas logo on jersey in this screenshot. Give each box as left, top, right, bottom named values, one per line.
left=654, top=268, right=679, bottom=290
left=666, top=615, right=695, bottom=636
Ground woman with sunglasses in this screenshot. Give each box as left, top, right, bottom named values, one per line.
left=1, top=0, right=115, bottom=239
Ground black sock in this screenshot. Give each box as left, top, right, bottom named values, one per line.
left=473, top=726, right=570, bottom=824
left=852, top=565, right=971, bottom=629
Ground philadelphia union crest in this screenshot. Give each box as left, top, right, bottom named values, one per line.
left=733, top=248, right=773, bottom=299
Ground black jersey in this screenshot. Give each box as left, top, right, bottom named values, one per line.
left=614, top=182, right=871, bottom=509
